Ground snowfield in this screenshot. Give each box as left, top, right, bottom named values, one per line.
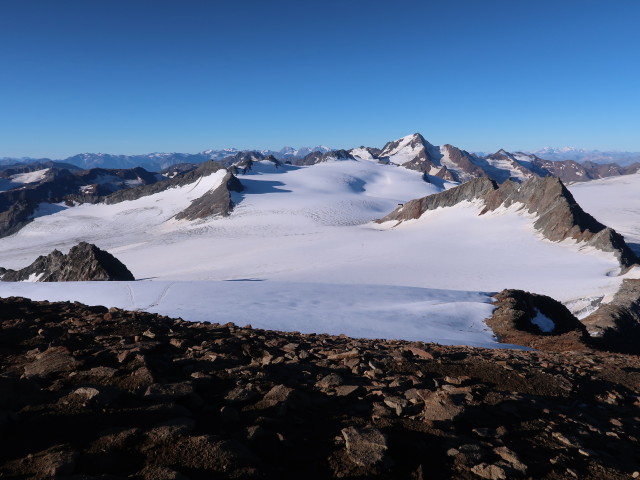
left=0, top=281, right=522, bottom=348
left=0, top=168, right=50, bottom=192
left=0, top=159, right=638, bottom=346
left=569, top=173, right=640, bottom=252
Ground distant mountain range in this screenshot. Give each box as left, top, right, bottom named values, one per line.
left=2, top=140, right=639, bottom=173
left=528, top=147, right=640, bottom=166
left=0, top=146, right=332, bottom=172
left=2, top=132, right=640, bottom=239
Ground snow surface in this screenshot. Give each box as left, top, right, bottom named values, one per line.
left=0, top=168, right=50, bottom=192
left=569, top=173, right=640, bottom=249
left=0, top=280, right=527, bottom=348
left=383, top=134, right=426, bottom=165
left=484, top=154, right=530, bottom=182
left=0, top=160, right=638, bottom=346
left=350, top=148, right=377, bottom=162
left=10, top=168, right=49, bottom=184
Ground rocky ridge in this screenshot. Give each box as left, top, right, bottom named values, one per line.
left=582, top=279, right=640, bottom=353
left=0, top=165, right=162, bottom=238
left=290, top=149, right=356, bottom=166
left=378, top=176, right=639, bottom=272
left=0, top=296, right=638, bottom=479
left=175, top=172, right=245, bottom=221
left=0, top=242, right=134, bottom=282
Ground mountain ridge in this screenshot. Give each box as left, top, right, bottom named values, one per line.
left=378, top=176, right=639, bottom=273
left=3, top=134, right=640, bottom=182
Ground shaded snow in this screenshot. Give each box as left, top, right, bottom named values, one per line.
left=0, top=280, right=527, bottom=348
left=531, top=308, right=555, bottom=333
left=569, top=173, right=640, bottom=249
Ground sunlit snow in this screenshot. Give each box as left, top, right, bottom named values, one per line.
left=10, top=168, right=49, bottom=184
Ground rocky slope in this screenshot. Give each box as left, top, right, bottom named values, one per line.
left=175, top=172, right=244, bottom=221
left=378, top=176, right=639, bottom=273
left=487, top=290, right=590, bottom=351
left=289, top=149, right=356, bottom=166
left=0, top=165, right=161, bottom=238
left=582, top=279, right=640, bottom=354
left=0, top=242, right=134, bottom=282
left=0, top=296, right=638, bottom=480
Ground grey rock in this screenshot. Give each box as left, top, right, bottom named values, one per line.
left=174, top=172, right=244, bottom=221
left=471, top=463, right=507, bottom=480
left=378, top=176, right=638, bottom=272
left=583, top=278, right=640, bottom=353
left=341, top=426, right=388, bottom=467
left=23, top=346, right=81, bottom=377
left=316, top=373, right=344, bottom=390
left=1, top=242, right=134, bottom=282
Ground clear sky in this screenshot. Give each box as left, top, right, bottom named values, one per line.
left=1, top=0, right=639, bottom=158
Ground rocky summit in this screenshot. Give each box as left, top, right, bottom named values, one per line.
left=0, top=242, right=134, bottom=282
left=0, top=297, right=638, bottom=479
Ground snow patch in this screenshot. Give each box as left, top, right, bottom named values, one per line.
left=24, top=272, right=44, bottom=282
left=531, top=308, right=555, bottom=333
left=10, top=169, right=49, bottom=184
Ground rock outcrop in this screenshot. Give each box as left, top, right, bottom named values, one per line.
left=582, top=279, right=640, bottom=354
left=378, top=176, right=639, bottom=272
left=0, top=297, right=638, bottom=479
left=0, top=166, right=162, bottom=238
left=175, top=172, right=244, bottom=221
left=291, top=149, right=356, bottom=166
left=221, top=152, right=281, bottom=173
left=100, top=160, right=227, bottom=205
left=0, top=242, right=134, bottom=282
left=487, top=290, right=590, bottom=351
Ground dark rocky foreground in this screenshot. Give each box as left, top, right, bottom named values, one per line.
left=0, top=297, right=638, bottom=480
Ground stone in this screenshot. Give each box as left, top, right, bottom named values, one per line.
left=421, top=392, right=463, bottom=421
left=145, top=381, right=194, bottom=399
left=405, top=346, right=434, bottom=360
left=471, top=463, right=507, bottom=480
left=23, top=346, right=80, bottom=377
left=494, top=446, right=527, bottom=473
left=341, top=427, right=388, bottom=467
left=224, top=386, right=258, bottom=404
left=383, top=395, right=409, bottom=415
left=1, top=242, right=135, bottom=282
left=335, top=385, right=361, bottom=397
left=316, top=373, right=343, bottom=389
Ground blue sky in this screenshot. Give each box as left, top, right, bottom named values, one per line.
left=1, top=0, right=639, bottom=158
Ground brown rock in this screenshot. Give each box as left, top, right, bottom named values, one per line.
left=341, top=426, right=388, bottom=467
left=23, top=346, right=80, bottom=377
left=471, top=463, right=507, bottom=480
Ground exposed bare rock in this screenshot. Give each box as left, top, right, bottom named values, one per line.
left=378, top=176, right=638, bottom=272
left=341, top=427, right=388, bottom=467
left=583, top=279, right=640, bottom=354
left=0, top=242, right=134, bottom=281
left=487, top=290, right=590, bottom=351
left=378, top=133, right=443, bottom=174
left=174, top=172, right=244, bottom=220
left=440, top=144, right=488, bottom=182
left=291, top=149, right=356, bottom=166
left=0, top=296, right=638, bottom=479
left=221, top=151, right=281, bottom=172
left=0, top=200, right=35, bottom=238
